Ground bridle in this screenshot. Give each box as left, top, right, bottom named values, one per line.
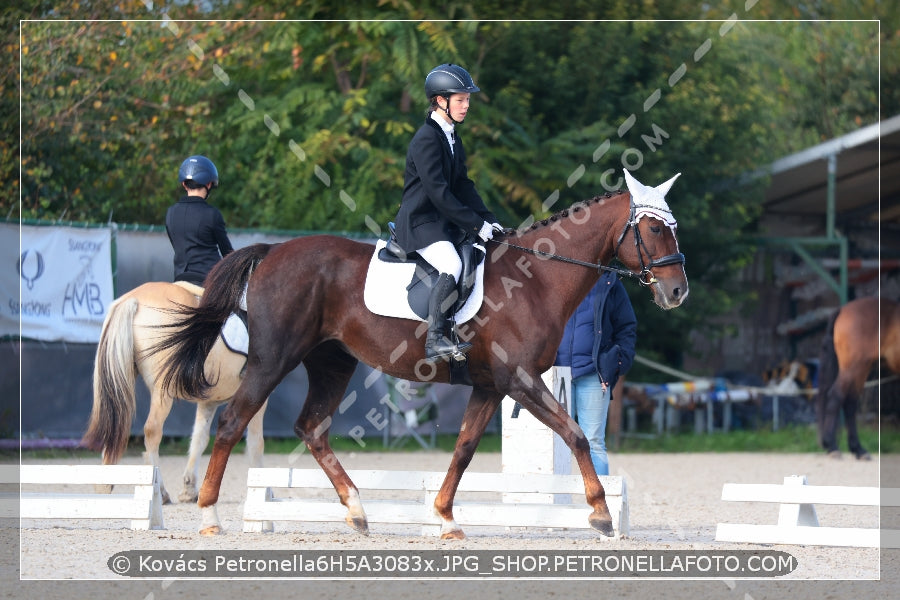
left=490, top=198, right=685, bottom=286
left=613, top=201, right=686, bottom=284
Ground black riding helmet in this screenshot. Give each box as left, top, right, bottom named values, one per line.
left=425, top=64, right=479, bottom=125
left=424, top=63, right=480, bottom=99
left=178, top=155, right=219, bottom=188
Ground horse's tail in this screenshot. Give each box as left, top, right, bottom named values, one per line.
left=815, top=307, right=841, bottom=446
left=81, top=296, right=138, bottom=465
left=156, top=243, right=274, bottom=399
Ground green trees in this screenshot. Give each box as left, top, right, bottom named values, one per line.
left=7, top=2, right=893, bottom=372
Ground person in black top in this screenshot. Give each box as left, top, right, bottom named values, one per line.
left=393, top=64, right=503, bottom=361
left=165, top=155, right=233, bottom=286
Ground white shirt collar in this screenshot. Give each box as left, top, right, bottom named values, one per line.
left=430, top=111, right=455, bottom=152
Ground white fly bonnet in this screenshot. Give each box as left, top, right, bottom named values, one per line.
left=623, top=169, right=680, bottom=229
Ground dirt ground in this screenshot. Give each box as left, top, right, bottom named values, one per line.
left=3, top=449, right=900, bottom=599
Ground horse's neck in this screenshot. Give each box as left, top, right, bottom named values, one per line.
left=516, top=192, right=627, bottom=259
left=495, top=192, right=629, bottom=317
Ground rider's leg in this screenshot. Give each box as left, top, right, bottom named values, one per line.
left=417, top=241, right=472, bottom=361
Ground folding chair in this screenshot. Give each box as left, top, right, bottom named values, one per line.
left=382, top=377, right=439, bottom=450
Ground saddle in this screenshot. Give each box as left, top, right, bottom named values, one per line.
left=378, top=223, right=485, bottom=321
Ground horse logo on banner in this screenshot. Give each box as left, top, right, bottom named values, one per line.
left=18, top=249, right=45, bottom=290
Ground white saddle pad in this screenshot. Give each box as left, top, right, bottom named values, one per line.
left=363, top=239, right=484, bottom=324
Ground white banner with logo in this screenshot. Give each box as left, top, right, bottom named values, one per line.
left=0, top=223, right=114, bottom=342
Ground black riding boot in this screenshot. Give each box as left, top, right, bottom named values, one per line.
left=424, top=273, right=473, bottom=362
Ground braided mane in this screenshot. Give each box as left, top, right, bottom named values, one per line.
left=511, top=190, right=625, bottom=234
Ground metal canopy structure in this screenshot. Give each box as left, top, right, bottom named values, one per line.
left=761, top=114, right=900, bottom=230
left=753, top=114, right=900, bottom=304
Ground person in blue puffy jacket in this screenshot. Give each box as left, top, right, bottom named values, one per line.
left=555, top=271, right=637, bottom=475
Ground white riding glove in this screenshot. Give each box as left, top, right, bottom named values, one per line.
left=491, top=222, right=505, bottom=234
left=477, top=221, right=494, bottom=242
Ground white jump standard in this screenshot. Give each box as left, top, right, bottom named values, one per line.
left=8, top=465, right=164, bottom=530
left=715, top=474, right=899, bottom=548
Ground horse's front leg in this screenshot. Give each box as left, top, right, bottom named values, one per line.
left=179, top=401, right=217, bottom=503
left=433, top=386, right=502, bottom=540
left=507, top=371, right=614, bottom=537
left=197, top=389, right=267, bottom=536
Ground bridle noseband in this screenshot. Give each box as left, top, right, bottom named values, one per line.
left=491, top=199, right=685, bottom=286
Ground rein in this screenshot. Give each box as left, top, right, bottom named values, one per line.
left=490, top=238, right=643, bottom=281
left=491, top=200, right=685, bottom=286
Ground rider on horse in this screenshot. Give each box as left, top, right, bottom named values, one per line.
left=166, top=155, right=234, bottom=286
left=392, top=64, right=504, bottom=361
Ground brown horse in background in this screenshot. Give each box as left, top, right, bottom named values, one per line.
left=157, top=177, right=689, bottom=539
left=81, top=281, right=267, bottom=505
left=816, top=296, right=900, bottom=459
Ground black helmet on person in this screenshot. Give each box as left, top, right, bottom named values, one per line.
left=178, top=155, right=219, bottom=188
left=424, top=64, right=480, bottom=99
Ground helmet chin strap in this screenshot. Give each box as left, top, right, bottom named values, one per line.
left=440, top=95, right=462, bottom=124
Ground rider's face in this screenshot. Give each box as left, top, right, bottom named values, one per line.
left=439, top=93, right=471, bottom=123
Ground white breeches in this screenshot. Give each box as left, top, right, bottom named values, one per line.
left=417, top=240, right=462, bottom=280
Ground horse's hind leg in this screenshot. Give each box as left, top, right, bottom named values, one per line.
left=842, top=386, right=870, bottom=460
left=179, top=401, right=217, bottom=503
left=143, top=389, right=175, bottom=504
left=821, top=384, right=843, bottom=456
left=246, top=398, right=273, bottom=532
left=825, top=367, right=870, bottom=458
left=293, top=343, right=366, bottom=533
left=246, top=398, right=267, bottom=469
left=433, top=386, right=503, bottom=540
left=197, top=379, right=271, bottom=535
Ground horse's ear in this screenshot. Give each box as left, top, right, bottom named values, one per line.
left=654, top=172, right=681, bottom=198
left=623, top=169, right=650, bottom=196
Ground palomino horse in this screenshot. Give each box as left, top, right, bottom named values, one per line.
left=816, top=296, right=900, bottom=459
left=81, top=280, right=267, bottom=504
left=157, top=171, right=689, bottom=538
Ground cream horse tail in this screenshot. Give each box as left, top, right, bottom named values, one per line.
left=81, top=296, right=138, bottom=464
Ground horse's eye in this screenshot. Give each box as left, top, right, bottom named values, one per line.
left=650, top=225, right=661, bottom=234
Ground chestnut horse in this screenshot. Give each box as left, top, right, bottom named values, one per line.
left=816, top=296, right=900, bottom=459
left=81, top=281, right=267, bottom=505
left=158, top=173, right=688, bottom=538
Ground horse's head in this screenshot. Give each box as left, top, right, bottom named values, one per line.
left=615, top=169, right=689, bottom=309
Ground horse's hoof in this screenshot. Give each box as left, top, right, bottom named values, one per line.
left=199, top=525, right=221, bottom=536
left=589, top=514, right=615, bottom=537
left=827, top=450, right=843, bottom=459
left=856, top=452, right=872, bottom=461
left=178, top=491, right=199, bottom=504
left=345, top=515, right=369, bottom=535
left=440, top=529, right=466, bottom=540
